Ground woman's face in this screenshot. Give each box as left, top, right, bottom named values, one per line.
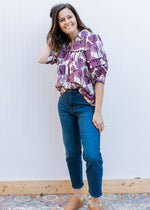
left=58, top=8, right=79, bottom=37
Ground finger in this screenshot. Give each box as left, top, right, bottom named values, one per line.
left=92, top=120, right=98, bottom=129
left=95, top=122, right=99, bottom=129
left=98, top=125, right=102, bottom=133
left=99, top=123, right=104, bottom=133
left=101, top=124, right=105, bottom=132
left=96, top=123, right=102, bottom=133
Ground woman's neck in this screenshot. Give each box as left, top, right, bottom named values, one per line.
left=69, top=29, right=80, bottom=45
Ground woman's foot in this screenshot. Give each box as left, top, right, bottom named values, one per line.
left=88, top=198, right=102, bottom=210
left=64, top=194, right=86, bottom=210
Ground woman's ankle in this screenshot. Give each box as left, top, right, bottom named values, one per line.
left=73, top=189, right=82, bottom=197
left=90, top=197, right=100, bottom=205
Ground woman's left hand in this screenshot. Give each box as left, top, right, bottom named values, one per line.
left=92, top=111, right=104, bottom=133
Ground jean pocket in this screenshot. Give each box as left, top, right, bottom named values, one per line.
left=59, top=90, right=67, bottom=98
left=58, top=91, right=68, bottom=105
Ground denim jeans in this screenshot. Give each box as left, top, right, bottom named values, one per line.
left=58, top=89, right=103, bottom=197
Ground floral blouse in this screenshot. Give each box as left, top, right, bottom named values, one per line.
left=46, top=29, right=108, bottom=106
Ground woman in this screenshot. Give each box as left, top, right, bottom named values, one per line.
left=38, top=3, right=108, bottom=210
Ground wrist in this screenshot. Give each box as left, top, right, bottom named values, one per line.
left=94, top=108, right=102, bottom=114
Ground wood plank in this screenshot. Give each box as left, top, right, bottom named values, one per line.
left=0, top=179, right=150, bottom=195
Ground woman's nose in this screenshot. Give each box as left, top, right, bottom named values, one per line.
left=64, top=18, right=69, bottom=24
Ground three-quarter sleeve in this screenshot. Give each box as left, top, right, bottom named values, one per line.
left=46, top=51, right=58, bottom=65
left=85, top=33, right=108, bottom=84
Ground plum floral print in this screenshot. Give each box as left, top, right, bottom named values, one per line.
left=46, top=29, right=108, bottom=105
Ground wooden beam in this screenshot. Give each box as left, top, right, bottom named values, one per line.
left=0, top=179, right=150, bottom=195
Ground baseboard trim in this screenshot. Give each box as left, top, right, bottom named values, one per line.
left=0, top=179, right=150, bottom=195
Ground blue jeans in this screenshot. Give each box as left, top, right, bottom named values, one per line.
left=58, top=89, right=103, bottom=197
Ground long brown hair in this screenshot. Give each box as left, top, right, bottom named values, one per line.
left=46, top=3, right=92, bottom=54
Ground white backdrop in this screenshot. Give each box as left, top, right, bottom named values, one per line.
left=0, top=0, right=150, bottom=181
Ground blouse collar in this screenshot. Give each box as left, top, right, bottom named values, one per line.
left=76, top=29, right=89, bottom=40
left=66, top=29, right=89, bottom=50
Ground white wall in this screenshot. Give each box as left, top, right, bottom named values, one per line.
left=100, top=0, right=150, bottom=178
left=0, top=0, right=150, bottom=181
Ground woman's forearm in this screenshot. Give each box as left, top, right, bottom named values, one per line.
left=38, top=43, right=51, bottom=64
left=92, top=81, right=105, bottom=133
left=94, top=82, right=104, bottom=113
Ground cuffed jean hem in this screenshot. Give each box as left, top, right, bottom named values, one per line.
left=72, top=183, right=84, bottom=189
left=89, top=191, right=103, bottom=198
